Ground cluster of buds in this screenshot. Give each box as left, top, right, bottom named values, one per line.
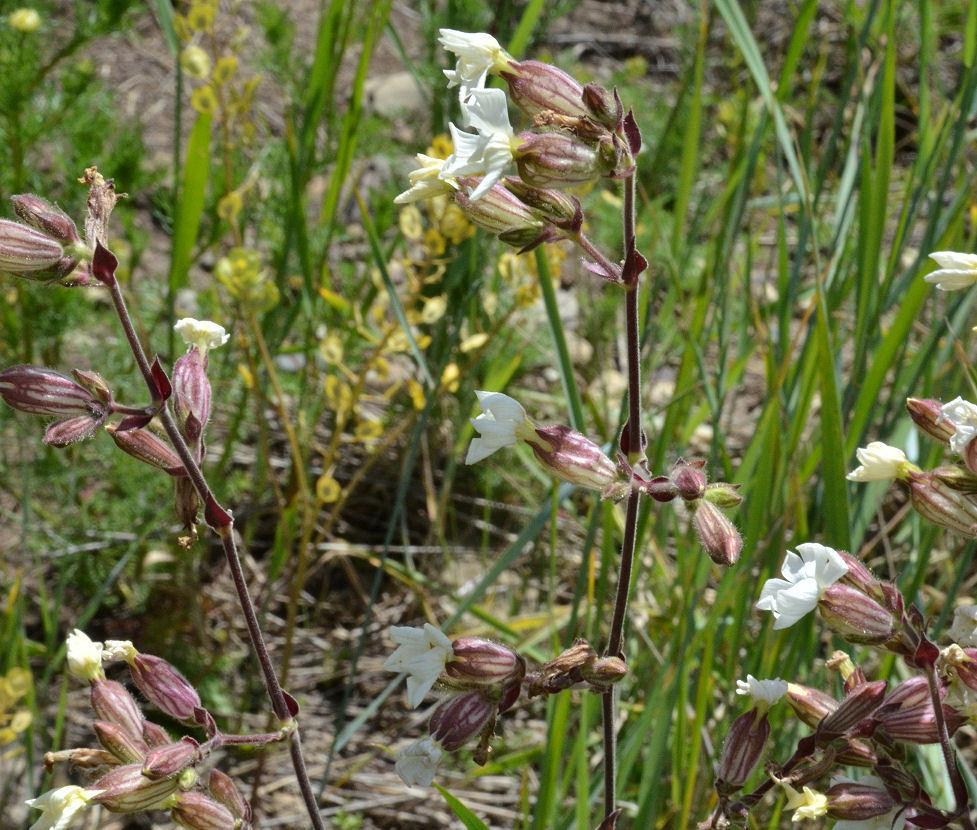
left=0, top=192, right=93, bottom=286
left=395, top=30, right=638, bottom=272
left=29, top=630, right=252, bottom=829
left=383, top=625, right=626, bottom=787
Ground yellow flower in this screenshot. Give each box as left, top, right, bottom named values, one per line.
left=423, top=228, right=446, bottom=256
left=428, top=133, right=454, bottom=160
left=213, top=55, right=238, bottom=85
left=187, top=2, right=215, bottom=33
left=398, top=205, right=423, bottom=241
left=440, top=362, right=460, bottom=393
left=421, top=295, right=447, bottom=324
left=355, top=419, right=383, bottom=442
left=191, top=85, right=217, bottom=114
left=460, top=332, right=489, bottom=353
left=407, top=379, right=426, bottom=411
left=217, top=191, right=243, bottom=223
left=8, top=8, right=41, bottom=32
left=319, top=333, right=343, bottom=365
left=180, top=44, right=211, bottom=79
left=316, top=474, right=341, bottom=504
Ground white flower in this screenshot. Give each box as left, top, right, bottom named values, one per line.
left=735, top=674, right=787, bottom=707
left=102, top=639, right=137, bottom=662
left=438, top=29, right=512, bottom=100
left=466, top=390, right=536, bottom=464
left=394, top=154, right=456, bottom=205
left=846, top=442, right=908, bottom=482
left=924, top=251, right=977, bottom=291
left=65, top=629, right=103, bottom=682
left=941, top=397, right=977, bottom=454
left=25, top=785, right=102, bottom=830
left=755, top=543, right=849, bottom=630
left=394, top=737, right=442, bottom=787
left=948, top=605, right=977, bottom=648
left=440, top=88, right=517, bottom=200
left=383, top=623, right=453, bottom=708
left=782, top=784, right=828, bottom=821
left=174, top=318, right=229, bottom=357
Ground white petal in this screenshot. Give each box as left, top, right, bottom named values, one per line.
left=394, top=737, right=442, bottom=787
left=929, top=251, right=977, bottom=271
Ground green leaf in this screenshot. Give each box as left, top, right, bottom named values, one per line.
left=435, top=784, right=491, bottom=830
left=168, top=112, right=212, bottom=293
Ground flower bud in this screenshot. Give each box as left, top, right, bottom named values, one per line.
left=932, top=464, right=977, bottom=493
left=90, top=679, right=145, bottom=742
left=92, top=762, right=182, bottom=812
left=453, top=178, right=545, bottom=237
left=142, top=720, right=172, bottom=749
left=716, top=708, right=770, bottom=793
left=0, top=218, right=69, bottom=279
left=128, top=653, right=202, bottom=722
left=580, top=655, right=628, bottom=687
left=943, top=645, right=977, bottom=692
left=529, top=424, right=624, bottom=495
left=502, top=176, right=580, bottom=227
left=500, top=61, right=588, bottom=118
left=908, top=471, right=977, bottom=536
left=692, top=500, right=742, bottom=566
left=815, top=680, right=886, bottom=741
left=71, top=369, right=112, bottom=404
left=703, top=482, right=743, bottom=509
left=581, top=83, right=623, bottom=128
left=208, top=769, right=250, bottom=821
left=143, top=738, right=198, bottom=779
left=0, top=365, right=107, bottom=418
left=11, top=194, right=82, bottom=244
left=175, top=477, right=201, bottom=534
left=93, top=720, right=149, bottom=764
left=825, top=781, right=895, bottom=821
left=906, top=397, right=956, bottom=444
left=671, top=461, right=707, bottom=500
left=875, top=676, right=965, bottom=744
left=786, top=683, right=839, bottom=729
left=107, top=424, right=186, bottom=476
left=172, top=348, right=211, bottom=448
left=818, top=584, right=895, bottom=645
left=443, top=638, right=525, bottom=689
left=171, top=791, right=237, bottom=830
left=428, top=690, right=496, bottom=752
left=44, top=414, right=101, bottom=447
left=514, top=131, right=614, bottom=190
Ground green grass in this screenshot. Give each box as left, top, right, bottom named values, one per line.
left=3, top=0, right=977, bottom=827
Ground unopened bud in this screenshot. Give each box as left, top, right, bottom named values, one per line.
left=142, top=720, right=172, bottom=749
left=44, top=414, right=101, bottom=446
left=0, top=365, right=107, bottom=418
left=172, top=348, right=211, bottom=447
left=908, top=471, right=977, bottom=537
left=825, top=781, right=895, bottom=821
left=454, top=178, right=545, bottom=237
left=92, top=762, right=183, bottom=812
left=692, top=500, right=742, bottom=566
left=208, top=769, right=250, bottom=821
left=818, top=584, right=895, bottom=645
left=703, top=482, right=743, bottom=509
left=107, top=424, right=186, bottom=476
left=530, top=424, right=624, bottom=495
left=129, top=653, right=202, bottom=722
left=428, top=690, right=496, bottom=752
left=786, top=683, right=839, bottom=729
left=93, top=720, right=149, bottom=764
left=670, top=460, right=707, bottom=500
left=502, top=176, right=580, bottom=227
left=907, top=397, right=956, bottom=444
left=175, top=477, right=201, bottom=534
left=444, top=638, right=524, bottom=689
left=71, top=369, right=112, bottom=405
left=0, top=218, right=70, bottom=279
left=143, top=738, right=198, bottom=779
left=580, top=655, right=628, bottom=687
left=716, top=708, right=770, bottom=793
left=816, top=680, right=886, bottom=741
left=515, top=131, right=614, bottom=190
left=500, top=60, right=587, bottom=118
left=932, top=464, right=977, bottom=493
left=91, top=679, right=144, bottom=742
left=171, top=791, right=237, bottom=830
left=11, top=194, right=82, bottom=244
left=875, top=676, right=965, bottom=744
left=581, top=83, right=623, bottom=128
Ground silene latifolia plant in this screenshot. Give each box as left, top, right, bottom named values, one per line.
left=8, top=28, right=977, bottom=830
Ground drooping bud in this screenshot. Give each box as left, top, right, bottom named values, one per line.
left=92, top=762, right=183, bottom=812
left=0, top=218, right=72, bottom=280
left=692, top=500, right=742, bottom=566
left=93, top=720, right=150, bottom=764
left=817, top=584, right=896, bottom=646
left=499, top=60, right=588, bottom=119
left=825, top=781, right=895, bottom=821
left=90, top=679, right=145, bottom=742
left=908, top=470, right=977, bottom=536
left=208, top=769, right=251, bottom=822
left=107, top=424, right=186, bottom=476
left=0, top=366, right=108, bottom=419
left=514, top=130, right=615, bottom=190
left=906, top=397, right=955, bottom=444
left=815, top=680, right=887, bottom=741
left=170, top=791, right=237, bottom=830
left=529, top=424, right=625, bottom=497
left=443, top=638, right=525, bottom=689
left=128, top=653, right=203, bottom=723
left=142, top=738, right=198, bottom=779
left=175, top=477, right=201, bottom=537
left=715, top=708, right=770, bottom=794
left=428, top=690, right=497, bottom=752
left=11, top=194, right=82, bottom=244
left=453, top=178, right=545, bottom=238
